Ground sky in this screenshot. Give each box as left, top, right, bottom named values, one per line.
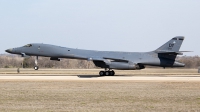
left=0, top=0, right=200, bottom=56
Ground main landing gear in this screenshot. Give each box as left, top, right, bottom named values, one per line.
left=99, top=69, right=115, bottom=76
left=34, top=56, right=39, bottom=70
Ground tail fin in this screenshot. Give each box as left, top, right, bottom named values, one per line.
left=156, top=36, right=184, bottom=52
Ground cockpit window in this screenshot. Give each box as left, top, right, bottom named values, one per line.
left=172, top=38, right=177, bottom=40
left=23, top=44, right=32, bottom=47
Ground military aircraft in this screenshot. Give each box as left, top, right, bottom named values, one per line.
left=6, top=36, right=187, bottom=76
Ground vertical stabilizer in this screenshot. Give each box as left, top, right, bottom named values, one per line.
left=155, top=36, right=184, bottom=52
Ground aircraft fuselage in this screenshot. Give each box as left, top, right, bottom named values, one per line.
left=5, top=36, right=186, bottom=76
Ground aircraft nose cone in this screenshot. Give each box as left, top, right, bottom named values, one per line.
left=5, top=48, right=13, bottom=53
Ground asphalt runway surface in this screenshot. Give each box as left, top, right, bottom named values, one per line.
left=0, top=74, right=200, bottom=81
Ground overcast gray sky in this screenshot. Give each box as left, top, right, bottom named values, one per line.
left=0, top=0, right=199, bottom=56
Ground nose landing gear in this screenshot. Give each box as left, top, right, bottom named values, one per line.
left=34, top=56, right=39, bottom=70
left=34, top=66, right=39, bottom=70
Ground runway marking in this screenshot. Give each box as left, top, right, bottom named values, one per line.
left=0, top=74, right=200, bottom=81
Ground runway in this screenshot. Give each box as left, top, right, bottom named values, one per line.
left=0, top=74, right=200, bottom=81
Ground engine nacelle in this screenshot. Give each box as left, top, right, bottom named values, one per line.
left=107, top=62, right=144, bottom=70
left=50, top=57, right=60, bottom=61
left=93, top=61, right=145, bottom=70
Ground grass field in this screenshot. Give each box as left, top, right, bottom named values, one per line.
left=0, top=69, right=200, bottom=112
left=0, top=81, right=200, bottom=112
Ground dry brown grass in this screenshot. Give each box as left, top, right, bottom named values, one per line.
left=0, top=69, right=200, bottom=111
left=0, top=81, right=200, bottom=112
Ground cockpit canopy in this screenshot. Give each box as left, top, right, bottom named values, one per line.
left=23, top=44, right=32, bottom=47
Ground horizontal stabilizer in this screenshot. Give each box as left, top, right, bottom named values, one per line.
left=155, top=50, right=192, bottom=55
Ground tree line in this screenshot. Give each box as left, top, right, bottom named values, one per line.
left=0, top=54, right=96, bottom=69
left=0, top=54, right=199, bottom=69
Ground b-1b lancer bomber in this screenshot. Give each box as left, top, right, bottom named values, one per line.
left=6, top=36, right=187, bottom=76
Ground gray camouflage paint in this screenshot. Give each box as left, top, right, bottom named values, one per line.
left=6, top=36, right=185, bottom=70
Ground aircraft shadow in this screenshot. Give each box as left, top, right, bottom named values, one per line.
left=77, top=75, right=100, bottom=78
left=1, top=75, right=199, bottom=79
left=77, top=75, right=133, bottom=78
left=77, top=75, right=200, bottom=78
left=0, top=74, right=128, bottom=78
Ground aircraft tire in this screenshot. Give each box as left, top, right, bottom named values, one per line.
left=111, top=71, right=115, bottom=76
left=34, top=66, right=39, bottom=70
left=110, top=71, right=115, bottom=76
left=105, top=71, right=110, bottom=76
left=99, top=71, right=105, bottom=76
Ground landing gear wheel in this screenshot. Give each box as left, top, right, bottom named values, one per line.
left=34, top=66, right=39, bottom=70
left=34, top=56, right=39, bottom=70
left=105, top=71, right=110, bottom=76
left=99, top=71, right=105, bottom=76
left=109, top=71, right=114, bottom=76
left=111, top=71, right=115, bottom=76
left=99, top=70, right=115, bottom=76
